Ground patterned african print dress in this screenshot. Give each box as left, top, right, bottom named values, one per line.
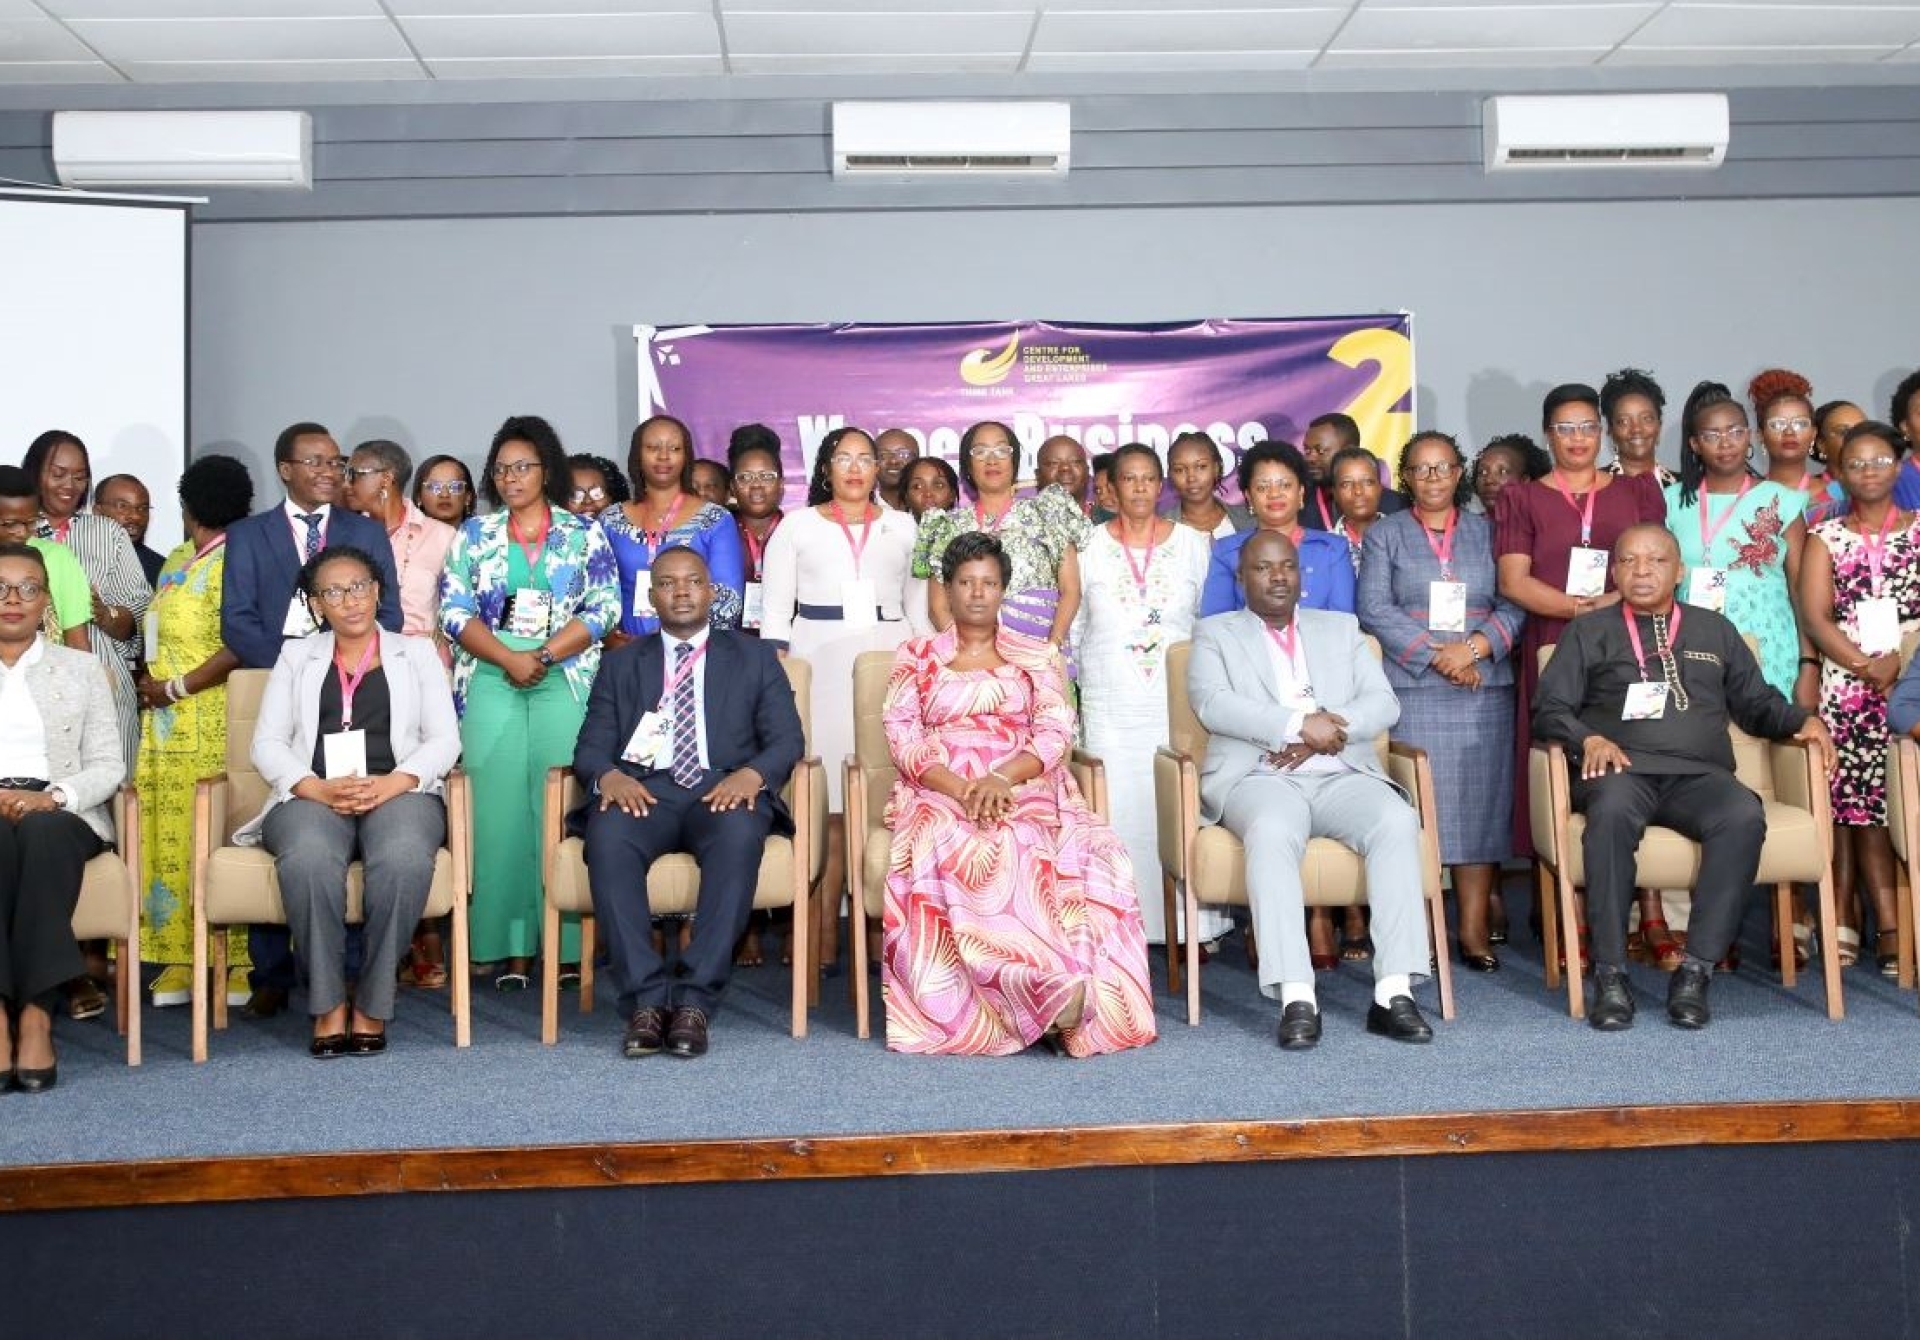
left=136, top=538, right=247, bottom=967
left=1813, top=515, right=1920, bottom=827
left=911, top=485, right=1091, bottom=643
left=880, top=628, right=1156, bottom=1058
left=1664, top=480, right=1805, bottom=696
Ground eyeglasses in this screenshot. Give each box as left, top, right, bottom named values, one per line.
left=1407, top=463, right=1459, bottom=481
left=289, top=455, right=345, bottom=474
left=735, top=470, right=781, bottom=486
left=0, top=580, right=45, bottom=603
left=490, top=460, right=540, bottom=480
left=1766, top=416, right=1814, bottom=435
left=1843, top=455, right=1898, bottom=474
left=313, top=579, right=378, bottom=607
left=344, top=465, right=389, bottom=483
left=879, top=447, right=918, bottom=462
left=1696, top=426, right=1752, bottom=447
left=831, top=454, right=877, bottom=470
left=1548, top=421, right=1602, bottom=440
left=96, top=501, right=152, bottom=515
left=968, top=445, right=1016, bottom=460
left=568, top=486, right=608, bottom=505
left=421, top=480, right=470, bottom=497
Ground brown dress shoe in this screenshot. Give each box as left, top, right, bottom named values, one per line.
left=665, top=1005, right=710, bottom=1058
left=622, top=1006, right=669, bottom=1058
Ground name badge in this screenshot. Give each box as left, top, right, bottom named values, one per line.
left=1427, top=580, right=1467, bottom=633
left=1622, top=681, right=1668, bottom=721
left=1566, top=547, right=1608, bottom=599
left=144, top=607, right=162, bottom=663
left=742, top=581, right=765, bottom=631
left=321, top=729, right=368, bottom=780
left=840, top=578, right=878, bottom=632
left=1686, top=568, right=1727, bottom=612
left=1855, top=596, right=1902, bottom=657
left=631, top=572, right=656, bottom=621
left=621, top=710, right=671, bottom=768
left=504, top=588, right=554, bottom=640
left=282, top=592, right=319, bottom=639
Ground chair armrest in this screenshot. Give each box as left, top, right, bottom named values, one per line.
left=1388, top=740, right=1444, bottom=897
left=1154, top=746, right=1197, bottom=882
left=802, top=755, right=827, bottom=856
left=445, top=768, right=472, bottom=896
left=541, top=765, right=569, bottom=871
left=192, top=772, right=229, bottom=860
left=1772, top=737, right=1832, bottom=827
left=1527, top=742, right=1567, bottom=866
left=112, top=784, right=139, bottom=846
left=1386, top=739, right=1424, bottom=797
left=1069, top=747, right=1108, bottom=821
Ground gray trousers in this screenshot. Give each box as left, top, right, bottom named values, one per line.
left=263, top=793, right=445, bottom=1021
left=1218, top=768, right=1428, bottom=997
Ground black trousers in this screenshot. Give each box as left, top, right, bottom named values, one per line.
left=0, top=810, right=103, bottom=1011
left=1574, top=769, right=1765, bottom=970
left=582, top=770, right=775, bottom=1016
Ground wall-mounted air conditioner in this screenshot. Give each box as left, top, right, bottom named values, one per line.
left=52, top=110, right=313, bottom=189
left=832, top=102, right=1070, bottom=177
left=1483, top=93, right=1729, bottom=171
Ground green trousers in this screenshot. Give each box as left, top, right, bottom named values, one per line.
left=462, top=658, right=584, bottom=963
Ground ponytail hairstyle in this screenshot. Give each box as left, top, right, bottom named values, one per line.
left=1677, top=380, right=1749, bottom=508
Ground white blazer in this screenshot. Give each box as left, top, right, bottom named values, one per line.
left=237, top=629, right=460, bottom=844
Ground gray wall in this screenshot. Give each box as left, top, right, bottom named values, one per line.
left=192, top=194, right=1920, bottom=484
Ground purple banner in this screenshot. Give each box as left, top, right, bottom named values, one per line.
left=635, top=316, right=1414, bottom=501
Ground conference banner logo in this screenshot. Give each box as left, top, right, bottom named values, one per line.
left=635, top=316, right=1414, bottom=503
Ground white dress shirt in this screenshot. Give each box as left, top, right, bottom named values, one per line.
left=662, top=625, right=712, bottom=769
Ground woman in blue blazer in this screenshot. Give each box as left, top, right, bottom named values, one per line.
left=1200, top=439, right=1355, bottom=617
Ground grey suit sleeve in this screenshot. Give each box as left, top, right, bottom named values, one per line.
left=1334, top=623, right=1403, bottom=741
left=56, top=665, right=127, bottom=815
left=1189, top=619, right=1290, bottom=752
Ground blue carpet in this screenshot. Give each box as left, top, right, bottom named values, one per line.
left=8, top=910, right=1917, bottom=1167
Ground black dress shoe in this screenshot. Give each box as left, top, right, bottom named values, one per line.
left=13, top=1065, right=56, bottom=1094
left=665, top=1005, right=710, bottom=1058
left=346, top=1031, right=387, bottom=1056
left=1667, top=959, right=1713, bottom=1030
left=244, top=986, right=289, bottom=1019
left=622, top=1006, right=669, bottom=1058
left=1366, top=995, right=1434, bottom=1044
left=1457, top=946, right=1502, bottom=973
left=1589, top=967, right=1635, bottom=1031
left=1277, top=1001, right=1321, bottom=1051
left=309, top=1033, right=348, bottom=1059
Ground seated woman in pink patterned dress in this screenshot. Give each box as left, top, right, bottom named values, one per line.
left=881, top=532, right=1157, bottom=1057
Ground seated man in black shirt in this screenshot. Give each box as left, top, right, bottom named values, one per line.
left=1534, top=524, right=1834, bottom=1031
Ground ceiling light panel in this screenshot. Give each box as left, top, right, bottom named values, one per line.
left=1629, top=2, right=1920, bottom=48
left=1033, top=8, right=1348, bottom=53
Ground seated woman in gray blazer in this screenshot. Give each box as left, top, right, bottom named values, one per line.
left=245, top=545, right=460, bottom=1058
left=0, top=542, right=125, bottom=1093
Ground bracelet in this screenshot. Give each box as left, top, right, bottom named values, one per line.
left=991, top=767, right=1016, bottom=786
left=1469, top=639, right=1485, bottom=663
left=166, top=676, right=187, bottom=702
left=1798, top=656, right=1821, bottom=669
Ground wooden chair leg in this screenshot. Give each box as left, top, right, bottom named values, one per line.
left=1184, top=879, right=1204, bottom=1026
left=1429, top=885, right=1456, bottom=1022
left=579, top=914, right=596, bottom=1014
left=540, top=898, right=561, bottom=1046
left=1538, top=861, right=1562, bottom=991
left=1775, top=884, right=1797, bottom=989
left=1558, top=868, right=1586, bottom=1019
left=451, top=899, right=471, bottom=1049
left=1163, top=873, right=1183, bottom=995
left=190, top=908, right=209, bottom=1064
left=1816, top=869, right=1845, bottom=1021
left=212, top=933, right=230, bottom=1031
left=1896, top=864, right=1915, bottom=990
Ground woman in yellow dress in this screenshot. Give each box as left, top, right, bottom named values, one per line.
left=136, top=456, right=254, bottom=1008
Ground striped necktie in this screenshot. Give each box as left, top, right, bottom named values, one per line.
left=670, top=641, right=702, bottom=789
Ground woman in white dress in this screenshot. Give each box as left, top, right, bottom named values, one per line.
left=1073, top=442, right=1222, bottom=946
left=761, top=426, right=927, bottom=971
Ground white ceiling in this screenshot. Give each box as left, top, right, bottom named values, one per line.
left=3, top=1, right=1920, bottom=84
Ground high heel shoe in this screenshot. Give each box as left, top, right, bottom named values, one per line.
left=1457, top=946, right=1501, bottom=973
left=13, top=1064, right=56, bottom=1093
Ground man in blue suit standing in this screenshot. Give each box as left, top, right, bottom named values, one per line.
left=572, top=545, right=804, bottom=1060
left=222, top=421, right=402, bottom=1016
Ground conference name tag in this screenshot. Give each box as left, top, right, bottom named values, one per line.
left=631, top=573, right=656, bottom=621
left=1686, top=567, right=1727, bottom=612
left=504, top=589, right=554, bottom=640
left=840, top=578, right=878, bottom=632
left=1622, top=681, right=1668, bottom=721
left=1427, top=580, right=1467, bottom=633
left=1855, top=596, right=1902, bottom=657
left=321, top=729, right=368, bottom=780
left=281, top=592, right=319, bottom=639
left=742, top=581, right=764, bottom=631
left=621, top=711, right=671, bottom=769
left=1566, top=547, right=1608, bottom=599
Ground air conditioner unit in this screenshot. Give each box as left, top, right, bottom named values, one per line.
left=52, top=110, right=313, bottom=189
left=832, top=101, right=1070, bottom=177
left=1483, top=93, right=1728, bottom=171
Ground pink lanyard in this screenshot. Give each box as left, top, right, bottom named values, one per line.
left=643, top=493, right=685, bottom=548
left=1264, top=620, right=1307, bottom=680
left=1861, top=508, right=1900, bottom=594
left=832, top=501, right=875, bottom=576
left=1622, top=604, right=1682, bottom=681
left=508, top=510, right=549, bottom=572
left=1696, top=478, right=1753, bottom=560
left=655, top=639, right=709, bottom=711
left=1110, top=520, right=1158, bottom=596
left=50, top=517, right=72, bottom=543
left=740, top=515, right=779, bottom=578
left=1420, top=509, right=1458, bottom=580
left=160, top=534, right=227, bottom=593
left=334, top=637, right=378, bottom=729
left=1311, top=489, right=1333, bottom=530
left=1551, top=473, right=1598, bottom=546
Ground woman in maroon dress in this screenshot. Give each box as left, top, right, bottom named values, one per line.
left=1496, top=384, right=1668, bottom=879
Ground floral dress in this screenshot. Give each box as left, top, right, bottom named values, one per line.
left=912, top=485, right=1090, bottom=642
left=1664, top=480, right=1806, bottom=696
left=881, top=628, right=1157, bottom=1057
left=1813, top=515, right=1920, bottom=826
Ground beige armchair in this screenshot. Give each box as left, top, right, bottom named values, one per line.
left=1151, top=637, right=1455, bottom=1027
left=538, top=655, right=825, bottom=1043
left=75, top=787, right=143, bottom=1066
left=844, top=648, right=1110, bottom=1041
left=190, top=669, right=473, bottom=1060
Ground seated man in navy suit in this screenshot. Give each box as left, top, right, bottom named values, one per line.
left=572, top=545, right=805, bottom=1059
left=222, top=421, right=402, bottom=1017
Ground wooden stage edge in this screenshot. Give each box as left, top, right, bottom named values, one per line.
left=5, top=1096, right=1917, bottom=1214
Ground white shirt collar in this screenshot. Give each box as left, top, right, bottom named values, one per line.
left=0, top=636, right=45, bottom=676
left=283, top=498, right=332, bottom=523
left=664, top=625, right=711, bottom=657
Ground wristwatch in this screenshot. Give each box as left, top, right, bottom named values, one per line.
left=535, top=646, right=556, bottom=667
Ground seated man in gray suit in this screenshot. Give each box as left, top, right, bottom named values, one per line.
left=1188, top=530, right=1432, bottom=1050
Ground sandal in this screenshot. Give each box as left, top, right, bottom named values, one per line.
left=1641, top=918, right=1684, bottom=973
left=493, top=969, right=531, bottom=992
left=1835, top=927, right=1861, bottom=968
left=557, top=964, right=582, bottom=991
left=1876, top=929, right=1900, bottom=979
left=399, top=934, right=449, bottom=990
left=1340, top=934, right=1375, bottom=964
left=67, top=977, right=107, bottom=1022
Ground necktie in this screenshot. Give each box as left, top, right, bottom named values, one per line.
left=298, top=512, right=323, bottom=560
left=670, top=641, right=702, bottom=788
